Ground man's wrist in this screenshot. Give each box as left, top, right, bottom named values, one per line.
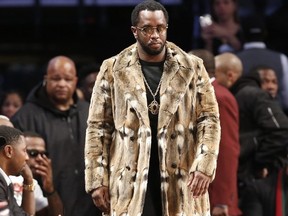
left=23, top=182, right=35, bottom=192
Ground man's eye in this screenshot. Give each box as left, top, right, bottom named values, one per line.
left=51, top=77, right=61, bottom=81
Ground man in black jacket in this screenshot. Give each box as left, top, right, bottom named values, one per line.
left=11, top=56, right=101, bottom=216
left=215, top=52, right=288, bottom=199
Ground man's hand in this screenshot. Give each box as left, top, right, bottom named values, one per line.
left=187, top=171, right=211, bottom=197
left=35, top=154, right=54, bottom=193
left=91, top=186, right=110, bottom=214
left=212, top=205, right=229, bottom=216
left=20, top=164, right=33, bottom=184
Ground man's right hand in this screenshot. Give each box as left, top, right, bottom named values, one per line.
left=91, top=186, right=110, bottom=214
left=212, top=205, right=229, bottom=216
left=20, top=164, right=33, bottom=184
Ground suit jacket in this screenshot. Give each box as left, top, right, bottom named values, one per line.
left=0, top=172, right=28, bottom=216
left=209, top=80, right=242, bottom=215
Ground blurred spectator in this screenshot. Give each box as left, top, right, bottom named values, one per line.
left=215, top=52, right=288, bottom=200
left=0, top=115, right=13, bottom=127
left=237, top=15, right=288, bottom=115
left=191, top=49, right=242, bottom=216
left=0, top=90, right=24, bottom=119
left=77, top=63, right=100, bottom=102
left=200, top=0, right=243, bottom=55
left=248, top=65, right=278, bottom=99
left=11, top=56, right=101, bottom=216
left=25, top=131, right=63, bottom=216
left=11, top=131, right=64, bottom=216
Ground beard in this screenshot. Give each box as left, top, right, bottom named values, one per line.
left=138, top=39, right=165, bottom=56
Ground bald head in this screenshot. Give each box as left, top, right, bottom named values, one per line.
left=0, top=115, right=14, bottom=127
left=47, top=56, right=76, bottom=76
left=215, top=53, right=243, bottom=88
left=190, top=49, right=215, bottom=78
left=44, top=56, right=78, bottom=110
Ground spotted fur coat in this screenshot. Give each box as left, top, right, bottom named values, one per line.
left=85, top=41, right=221, bottom=216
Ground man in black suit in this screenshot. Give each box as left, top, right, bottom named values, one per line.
left=0, top=125, right=35, bottom=215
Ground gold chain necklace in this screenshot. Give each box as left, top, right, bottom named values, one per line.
left=142, top=73, right=164, bottom=115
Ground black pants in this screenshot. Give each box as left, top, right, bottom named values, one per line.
left=142, top=131, right=162, bottom=216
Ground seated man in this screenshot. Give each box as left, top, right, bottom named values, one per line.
left=11, top=131, right=64, bottom=216
left=0, top=116, right=63, bottom=216
left=0, top=125, right=35, bottom=215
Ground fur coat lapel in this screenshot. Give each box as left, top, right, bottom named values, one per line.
left=112, top=42, right=193, bottom=128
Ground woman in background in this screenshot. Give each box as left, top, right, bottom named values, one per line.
left=201, top=0, right=243, bottom=55
left=0, top=90, right=24, bottom=119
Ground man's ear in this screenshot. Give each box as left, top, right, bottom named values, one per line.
left=131, top=26, right=138, bottom=39
left=226, top=70, right=234, bottom=79
left=3, top=145, right=13, bottom=159
left=227, top=70, right=237, bottom=83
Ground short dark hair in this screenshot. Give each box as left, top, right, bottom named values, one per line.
left=249, top=65, right=274, bottom=74
left=0, top=125, right=23, bottom=148
left=23, top=131, right=43, bottom=139
left=131, top=0, right=169, bottom=26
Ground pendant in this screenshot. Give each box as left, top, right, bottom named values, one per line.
left=148, top=99, right=159, bottom=115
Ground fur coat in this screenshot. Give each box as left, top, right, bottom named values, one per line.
left=85, top=41, right=221, bottom=216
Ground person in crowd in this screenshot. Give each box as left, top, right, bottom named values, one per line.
left=200, top=0, right=243, bottom=55
left=0, top=125, right=35, bottom=215
left=248, top=65, right=278, bottom=99
left=237, top=15, right=288, bottom=114
left=0, top=90, right=24, bottom=119
left=215, top=52, right=288, bottom=199
left=0, top=115, right=46, bottom=215
left=11, top=56, right=101, bottom=216
left=12, top=131, right=64, bottom=216
left=191, top=49, right=241, bottom=216
left=0, top=115, right=14, bottom=127
left=85, top=1, right=221, bottom=215
left=0, top=115, right=63, bottom=216
left=78, top=63, right=100, bottom=102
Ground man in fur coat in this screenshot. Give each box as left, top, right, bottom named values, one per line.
left=85, top=1, right=221, bottom=215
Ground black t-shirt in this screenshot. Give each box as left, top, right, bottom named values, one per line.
left=140, top=59, right=164, bottom=216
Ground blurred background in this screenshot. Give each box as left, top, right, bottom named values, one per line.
left=0, top=0, right=287, bottom=96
